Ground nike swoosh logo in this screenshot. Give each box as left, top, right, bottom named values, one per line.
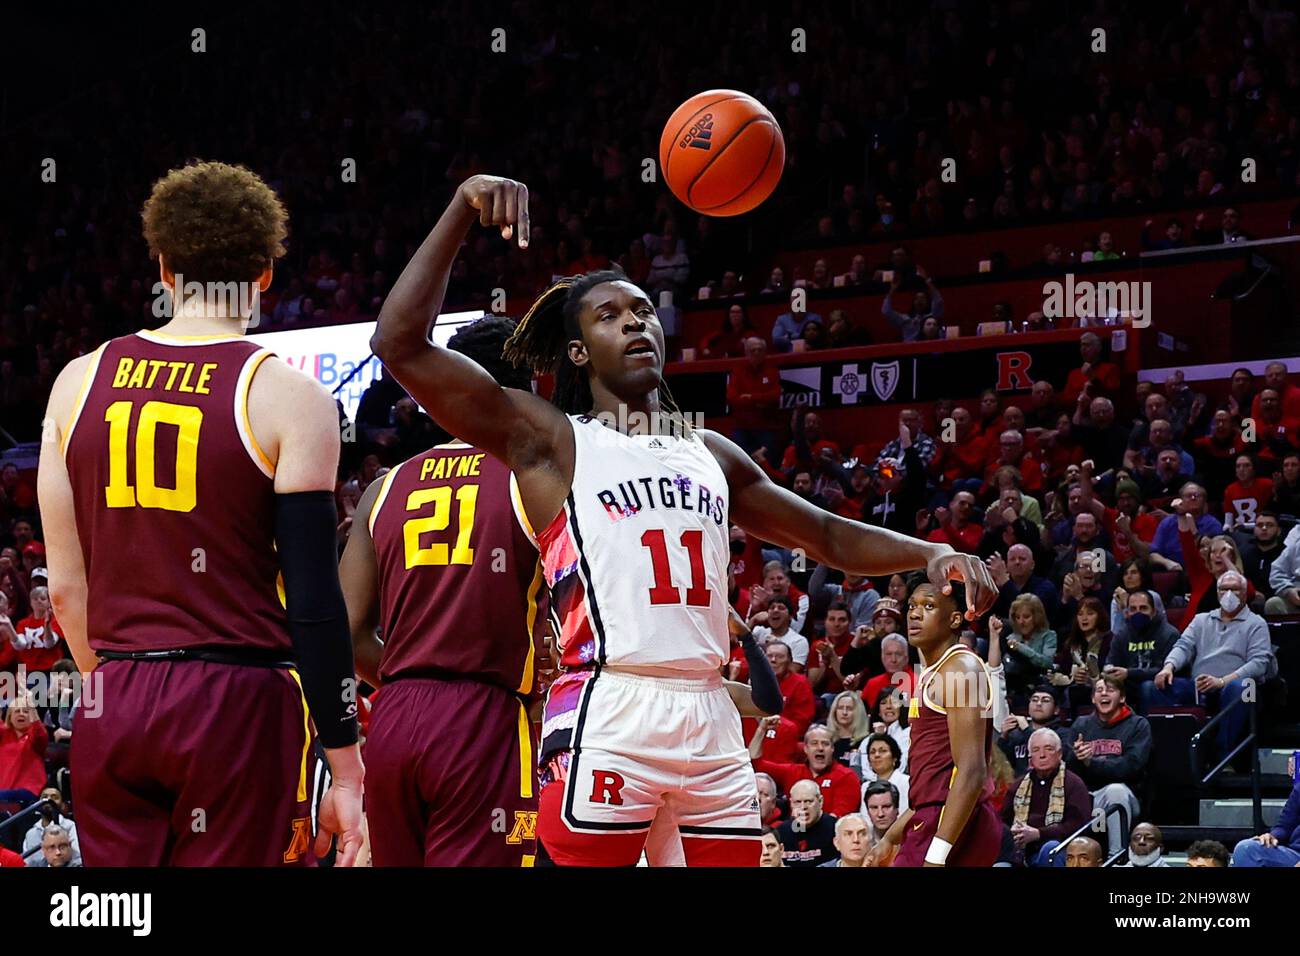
left=912, top=821, right=924, bottom=830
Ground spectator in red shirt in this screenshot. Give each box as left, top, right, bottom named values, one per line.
left=861, top=634, right=916, bottom=710
left=934, top=405, right=991, bottom=489
left=1252, top=389, right=1300, bottom=463
left=12, top=586, right=64, bottom=675
left=0, top=694, right=47, bottom=805
left=923, top=490, right=983, bottom=553
left=749, top=720, right=861, bottom=818
left=698, top=303, right=754, bottom=359
left=766, top=641, right=815, bottom=737
left=781, top=409, right=841, bottom=472
left=807, top=602, right=856, bottom=696
left=1194, top=410, right=1247, bottom=504
left=1062, top=332, right=1122, bottom=406
left=0, top=845, right=23, bottom=867
left=727, top=336, right=783, bottom=454
left=1250, top=361, right=1300, bottom=423
left=984, top=430, right=1044, bottom=496
left=1223, top=455, right=1274, bottom=530
left=1001, top=406, right=1042, bottom=456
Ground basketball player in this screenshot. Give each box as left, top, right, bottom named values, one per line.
left=370, top=174, right=994, bottom=867
left=867, top=581, right=1002, bottom=867
left=37, top=161, right=364, bottom=866
left=339, top=316, right=549, bottom=866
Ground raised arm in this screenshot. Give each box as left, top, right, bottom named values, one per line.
left=369, top=175, right=572, bottom=522
left=703, top=430, right=997, bottom=619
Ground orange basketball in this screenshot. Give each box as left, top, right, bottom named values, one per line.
left=659, top=90, right=784, bottom=216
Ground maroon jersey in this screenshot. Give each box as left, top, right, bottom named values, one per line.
left=906, top=644, right=996, bottom=808
left=63, top=331, right=289, bottom=656
left=367, top=443, right=546, bottom=694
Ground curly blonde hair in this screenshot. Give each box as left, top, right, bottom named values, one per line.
left=141, top=161, right=288, bottom=285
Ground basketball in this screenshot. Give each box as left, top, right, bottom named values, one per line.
left=659, top=89, right=784, bottom=217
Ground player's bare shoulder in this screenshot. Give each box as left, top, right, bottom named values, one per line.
left=245, top=352, right=340, bottom=483
left=929, top=648, right=989, bottom=711
left=42, top=350, right=100, bottom=447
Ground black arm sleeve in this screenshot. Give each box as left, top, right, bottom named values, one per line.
left=275, top=491, right=360, bottom=749
left=741, top=631, right=784, bottom=715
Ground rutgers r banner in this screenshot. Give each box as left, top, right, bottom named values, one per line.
left=665, top=333, right=1120, bottom=417
left=773, top=339, right=1092, bottom=410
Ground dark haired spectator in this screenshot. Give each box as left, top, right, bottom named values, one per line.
left=881, top=268, right=943, bottom=342
left=1193, top=207, right=1252, bottom=246
left=1242, top=511, right=1284, bottom=601
left=1194, top=410, right=1248, bottom=504
left=1105, top=588, right=1180, bottom=712
left=1185, top=840, right=1231, bottom=867
left=1274, top=453, right=1300, bottom=523
left=999, top=686, right=1075, bottom=777
left=857, top=731, right=909, bottom=814
left=1052, top=596, right=1112, bottom=708
left=697, top=303, right=753, bottom=359
left=1066, top=676, right=1150, bottom=857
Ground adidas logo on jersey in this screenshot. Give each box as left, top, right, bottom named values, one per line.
left=678, top=113, right=714, bottom=150
left=648, top=438, right=665, bottom=449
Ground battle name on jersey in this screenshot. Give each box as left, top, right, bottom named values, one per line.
left=110, top=356, right=218, bottom=394
left=419, top=452, right=486, bottom=481
left=595, top=472, right=726, bottom=526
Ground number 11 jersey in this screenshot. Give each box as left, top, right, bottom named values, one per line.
left=539, top=415, right=731, bottom=677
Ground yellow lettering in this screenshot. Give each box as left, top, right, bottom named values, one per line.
left=177, top=363, right=197, bottom=393
left=164, top=362, right=186, bottom=390
left=112, top=358, right=133, bottom=389
left=429, top=458, right=446, bottom=481
left=455, top=456, right=473, bottom=478
left=125, top=361, right=148, bottom=389
left=195, top=362, right=217, bottom=395
left=420, top=458, right=436, bottom=481
left=144, top=359, right=167, bottom=389
left=470, top=454, right=485, bottom=476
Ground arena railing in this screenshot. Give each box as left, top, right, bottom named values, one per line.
left=1046, top=801, right=1131, bottom=868
left=1190, top=692, right=1264, bottom=833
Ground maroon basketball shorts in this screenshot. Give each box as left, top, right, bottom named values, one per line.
left=364, top=676, right=538, bottom=867
left=71, top=659, right=316, bottom=866
left=892, top=799, right=1003, bottom=868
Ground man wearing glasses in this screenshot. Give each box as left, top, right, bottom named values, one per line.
left=1149, top=483, right=1223, bottom=566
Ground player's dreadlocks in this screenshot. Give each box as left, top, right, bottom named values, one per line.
left=503, top=269, right=692, bottom=434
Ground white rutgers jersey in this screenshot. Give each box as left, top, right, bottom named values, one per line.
left=537, top=414, right=731, bottom=675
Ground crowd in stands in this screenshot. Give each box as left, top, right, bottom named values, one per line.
left=719, top=340, right=1300, bottom=866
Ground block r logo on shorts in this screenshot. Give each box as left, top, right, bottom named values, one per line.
left=588, top=769, right=626, bottom=805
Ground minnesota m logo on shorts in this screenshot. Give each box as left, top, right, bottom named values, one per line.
left=506, top=811, right=538, bottom=845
